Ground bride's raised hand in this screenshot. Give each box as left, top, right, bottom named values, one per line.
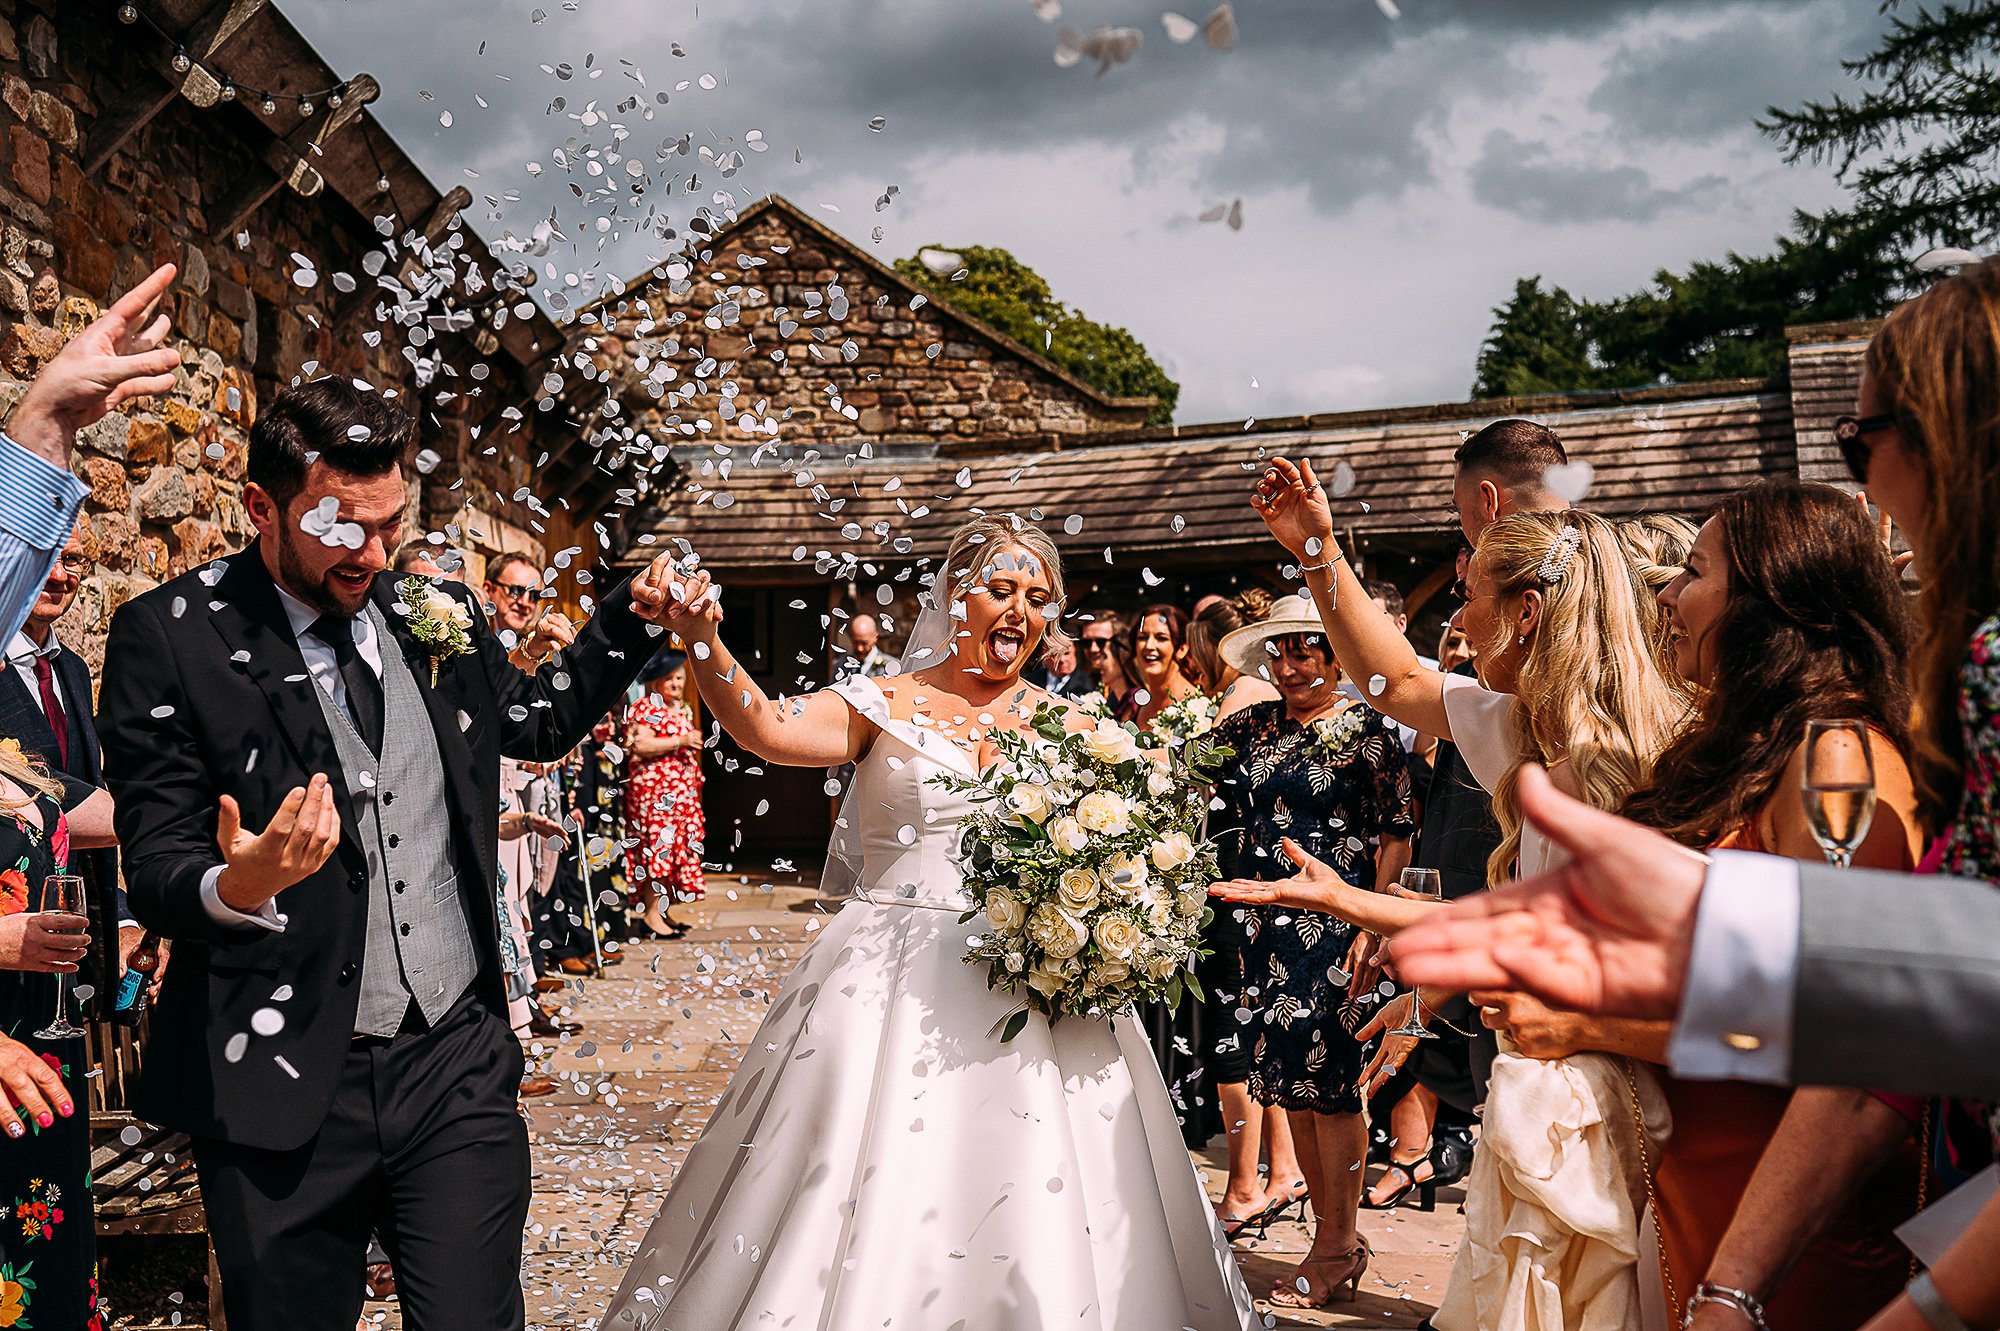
left=1249, top=457, right=1336, bottom=563
left=634, top=558, right=723, bottom=641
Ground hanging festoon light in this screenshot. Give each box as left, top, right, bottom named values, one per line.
left=259, top=95, right=277, bottom=115
left=298, top=97, right=314, bottom=117
left=170, top=47, right=190, bottom=73
left=218, top=79, right=236, bottom=101
left=117, top=3, right=139, bottom=22
left=113, top=3, right=352, bottom=121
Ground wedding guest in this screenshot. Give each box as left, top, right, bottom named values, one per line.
left=0, top=737, right=116, bottom=1329
left=0, top=527, right=140, bottom=1017
left=1240, top=470, right=1687, bottom=1330
left=1209, top=595, right=1416, bottom=1306
left=1449, top=418, right=1571, bottom=545
left=1471, top=483, right=1921, bottom=1328
left=1616, top=513, right=1700, bottom=684
left=394, top=543, right=465, bottom=581
left=837, top=613, right=893, bottom=680
left=1077, top=611, right=1135, bottom=711
left=0, top=264, right=177, bottom=647
left=622, top=651, right=706, bottom=938
left=1123, top=603, right=1199, bottom=727
left=1186, top=589, right=1280, bottom=722
left=1032, top=637, right=1087, bottom=695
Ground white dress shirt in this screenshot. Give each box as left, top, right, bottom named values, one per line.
left=6, top=629, right=65, bottom=714
left=1667, top=850, right=1801, bottom=1082
left=201, top=585, right=386, bottom=933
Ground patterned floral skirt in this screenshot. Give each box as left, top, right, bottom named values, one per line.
left=1238, top=903, right=1380, bottom=1118
left=0, top=1024, right=103, bottom=1330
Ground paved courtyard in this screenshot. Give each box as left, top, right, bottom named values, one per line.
left=363, top=870, right=1466, bottom=1330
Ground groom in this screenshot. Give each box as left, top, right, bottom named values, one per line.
left=100, top=377, right=674, bottom=1331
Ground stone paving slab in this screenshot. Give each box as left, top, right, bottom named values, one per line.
left=352, top=874, right=1462, bottom=1329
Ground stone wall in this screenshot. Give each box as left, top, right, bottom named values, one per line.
left=581, top=197, right=1153, bottom=468
left=0, top=0, right=570, bottom=675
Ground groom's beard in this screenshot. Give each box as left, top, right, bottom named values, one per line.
left=273, top=534, right=374, bottom=617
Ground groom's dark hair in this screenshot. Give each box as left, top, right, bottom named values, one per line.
left=248, top=377, right=415, bottom=509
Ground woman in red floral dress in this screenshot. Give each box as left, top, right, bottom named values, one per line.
left=622, top=654, right=706, bottom=937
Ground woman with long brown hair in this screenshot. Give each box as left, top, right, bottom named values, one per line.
left=1482, top=481, right=1923, bottom=1329
left=1123, top=603, right=1200, bottom=727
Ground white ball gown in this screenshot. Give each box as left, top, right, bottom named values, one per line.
left=601, top=676, right=1258, bottom=1330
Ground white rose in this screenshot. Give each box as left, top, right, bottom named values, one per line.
left=1143, top=950, right=1180, bottom=981
left=1146, top=763, right=1174, bottom=798
left=1027, top=902, right=1089, bottom=959
left=1057, top=868, right=1100, bottom=911
left=1089, top=959, right=1132, bottom=986
left=1026, top=966, right=1068, bottom=998
left=1102, top=853, right=1150, bottom=895
left=1074, top=791, right=1132, bottom=835
left=984, top=889, right=1027, bottom=934
left=1092, top=914, right=1143, bottom=960
left=1047, top=817, right=1089, bottom=856
left=1003, top=783, right=1055, bottom=826
left=1176, top=885, right=1207, bottom=917
left=1150, top=832, right=1196, bottom=872
left=1004, top=950, right=1027, bottom=974
left=1081, top=722, right=1141, bottom=765
left=1146, top=899, right=1176, bottom=932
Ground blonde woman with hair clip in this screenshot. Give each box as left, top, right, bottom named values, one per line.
left=1221, top=458, right=1689, bottom=1331
left=600, top=513, right=1258, bottom=1331
left=1615, top=514, right=1701, bottom=686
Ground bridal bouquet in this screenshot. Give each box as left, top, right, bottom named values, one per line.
left=1144, top=692, right=1218, bottom=748
left=934, top=704, right=1231, bottom=1039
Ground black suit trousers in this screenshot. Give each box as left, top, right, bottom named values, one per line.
left=191, top=994, right=530, bottom=1331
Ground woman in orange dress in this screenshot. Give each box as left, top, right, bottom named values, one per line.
left=622, top=652, right=706, bottom=937
left=1484, top=481, right=1922, bottom=1329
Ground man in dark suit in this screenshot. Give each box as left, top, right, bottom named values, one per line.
left=0, top=524, right=135, bottom=1015
left=99, top=378, right=683, bottom=1331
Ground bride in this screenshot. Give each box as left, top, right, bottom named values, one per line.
left=601, top=515, right=1258, bottom=1330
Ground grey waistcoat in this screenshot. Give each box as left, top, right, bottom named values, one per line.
left=307, top=604, right=480, bottom=1037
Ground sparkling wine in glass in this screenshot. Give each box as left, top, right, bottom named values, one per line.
left=1388, top=867, right=1442, bottom=1039
left=1802, top=719, right=1877, bottom=869
left=33, top=875, right=88, bottom=1040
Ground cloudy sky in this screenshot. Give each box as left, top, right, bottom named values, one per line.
left=282, top=0, right=1889, bottom=426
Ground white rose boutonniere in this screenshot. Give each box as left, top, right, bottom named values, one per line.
left=398, top=576, right=474, bottom=685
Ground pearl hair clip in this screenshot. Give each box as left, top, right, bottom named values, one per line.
left=1536, top=525, right=1583, bottom=583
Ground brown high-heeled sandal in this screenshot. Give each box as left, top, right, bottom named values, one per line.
left=1268, top=1235, right=1371, bottom=1308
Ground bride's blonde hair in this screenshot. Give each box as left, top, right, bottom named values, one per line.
left=1469, top=510, right=1691, bottom=885
left=937, top=514, right=1072, bottom=664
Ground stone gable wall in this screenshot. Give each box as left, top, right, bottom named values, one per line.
left=0, top=0, right=560, bottom=675
left=583, top=204, right=1151, bottom=461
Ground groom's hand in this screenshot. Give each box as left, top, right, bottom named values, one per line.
left=215, top=774, right=342, bottom=914
left=631, top=556, right=722, bottom=640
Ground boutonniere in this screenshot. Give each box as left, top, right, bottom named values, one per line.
left=396, top=576, right=474, bottom=685
left=1309, top=707, right=1367, bottom=759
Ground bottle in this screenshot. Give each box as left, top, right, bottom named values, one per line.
left=112, top=929, right=160, bottom=1026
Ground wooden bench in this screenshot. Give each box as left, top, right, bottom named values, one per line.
left=87, top=1018, right=227, bottom=1329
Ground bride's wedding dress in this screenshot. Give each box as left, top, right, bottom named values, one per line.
left=601, top=677, right=1258, bottom=1330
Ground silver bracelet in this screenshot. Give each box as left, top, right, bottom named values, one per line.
left=1683, top=1282, right=1769, bottom=1330
left=1908, top=1272, right=1976, bottom=1331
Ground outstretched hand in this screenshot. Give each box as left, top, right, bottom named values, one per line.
left=1387, top=764, right=1708, bottom=1019
left=1208, top=837, right=1338, bottom=911
left=214, top=774, right=342, bottom=916
left=631, top=556, right=723, bottom=641
left=8, top=263, right=180, bottom=464
left=1249, top=456, right=1337, bottom=563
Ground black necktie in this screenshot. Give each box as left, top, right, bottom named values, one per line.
left=312, top=614, right=384, bottom=755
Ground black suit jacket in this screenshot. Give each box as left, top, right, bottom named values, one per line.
left=100, top=546, right=656, bottom=1150
left=0, top=641, right=125, bottom=1013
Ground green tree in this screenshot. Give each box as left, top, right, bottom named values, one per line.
left=894, top=244, right=1179, bottom=425
left=1474, top=1, right=1993, bottom=396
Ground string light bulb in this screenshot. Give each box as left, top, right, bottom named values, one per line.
left=170, top=48, right=191, bottom=74
left=218, top=80, right=236, bottom=101
left=117, top=4, right=139, bottom=22
left=260, top=95, right=277, bottom=115
left=377, top=175, right=391, bottom=193
left=327, top=89, right=343, bottom=111
left=298, top=97, right=314, bottom=116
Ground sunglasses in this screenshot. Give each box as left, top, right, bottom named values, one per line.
left=493, top=583, right=538, bottom=602
left=1832, top=413, right=1897, bottom=485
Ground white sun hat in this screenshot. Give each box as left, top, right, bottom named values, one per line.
left=1217, top=593, right=1330, bottom=676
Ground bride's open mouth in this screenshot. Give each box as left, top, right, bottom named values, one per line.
left=988, top=626, right=1025, bottom=666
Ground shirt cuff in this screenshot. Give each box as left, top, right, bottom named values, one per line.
left=199, top=864, right=287, bottom=933
left=0, top=432, right=88, bottom=549
left=117, top=918, right=140, bottom=931
left=1667, top=850, right=1799, bottom=1082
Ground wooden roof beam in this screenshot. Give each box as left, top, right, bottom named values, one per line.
left=211, top=72, right=381, bottom=236
left=87, top=0, right=269, bottom=174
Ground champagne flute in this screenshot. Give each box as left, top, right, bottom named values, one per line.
left=33, top=875, right=88, bottom=1040
left=1802, top=719, right=1877, bottom=869
left=1388, top=867, right=1442, bottom=1039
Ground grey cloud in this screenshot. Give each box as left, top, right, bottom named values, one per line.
left=1587, top=1, right=1890, bottom=145
left=1469, top=130, right=1727, bottom=224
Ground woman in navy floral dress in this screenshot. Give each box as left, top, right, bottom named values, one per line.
left=0, top=756, right=102, bottom=1331
left=1209, top=615, right=1414, bottom=1308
